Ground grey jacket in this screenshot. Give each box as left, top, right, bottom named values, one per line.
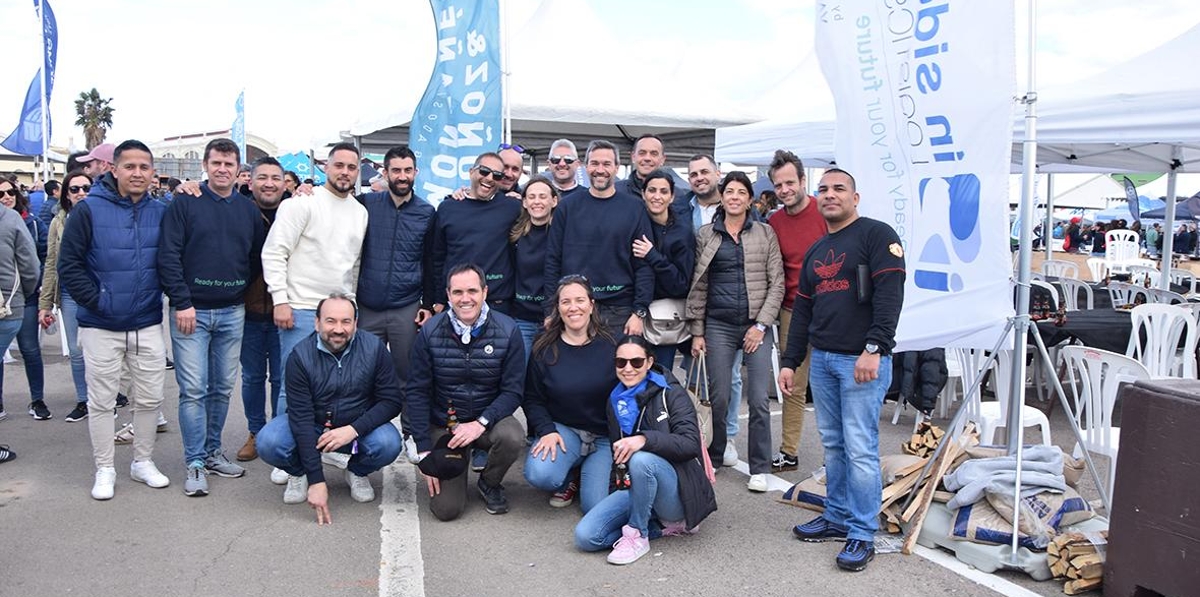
left=686, top=211, right=784, bottom=336
left=0, top=208, right=40, bottom=321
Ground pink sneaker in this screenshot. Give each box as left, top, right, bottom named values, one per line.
left=660, top=520, right=699, bottom=537
left=607, top=525, right=650, bottom=565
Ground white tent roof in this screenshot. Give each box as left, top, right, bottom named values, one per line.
left=718, top=24, right=1200, bottom=174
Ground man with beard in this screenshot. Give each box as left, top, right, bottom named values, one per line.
left=261, top=143, right=368, bottom=420
left=235, top=157, right=288, bottom=464
left=158, top=138, right=264, bottom=496
left=544, top=140, right=653, bottom=336
left=357, top=145, right=434, bottom=458
left=428, top=152, right=520, bottom=316
left=497, top=144, right=524, bottom=196
left=545, top=138, right=582, bottom=196
left=256, top=293, right=403, bottom=524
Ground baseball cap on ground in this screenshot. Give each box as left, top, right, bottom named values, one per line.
left=77, top=143, right=115, bottom=164
left=417, top=434, right=468, bottom=480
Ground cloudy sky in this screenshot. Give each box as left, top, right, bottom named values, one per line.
left=2, top=0, right=1198, bottom=192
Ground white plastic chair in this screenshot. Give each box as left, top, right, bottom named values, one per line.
left=1057, top=278, right=1094, bottom=311
left=1169, top=268, right=1198, bottom=296
left=1147, top=287, right=1187, bottom=305
left=1128, top=265, right=1161, bottom=288
left=1105, top=240, right=1141, bottom=273
left=1060, top=346, right=1150, bottom=502
left=974, top=350, right=1053, bottom=446
left=1127, top=303, right=1198, bottom=378
left=1107, top=281, right=1148, bottom=308
left=1086, top=257, right=1110, bottom=282
left=1041, top=259, right=1080, bottom=280
left=1106, top=229, right=1139, bottom=246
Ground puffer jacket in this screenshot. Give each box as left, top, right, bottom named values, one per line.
left=58, top=172, right=166, bottom=331
left=886, top=349, right=948, bottom=414
left=284, top=329, right=403, bottom=485
left=686, top=210, right=784, bottom=336
left=606, top=366, right=717, bottom=530
left=405, top=309, right=526, bottom=452
left=356, top=192, right=435, bottom=311
left=38, top=208, right=67, bottom=310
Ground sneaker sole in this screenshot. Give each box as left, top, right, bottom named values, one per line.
left=205, top=468, right=245, bottom=479
left=771, top=463, right=799, bottom=473
left=836, top=554, right=874, bottom=572
left=548, top=498, right=574, bottom=508
left=793, top=526, right=848, bottom=543
left=65, top=415, right=88, bottom=422
left=184, top=488, right=208, bottom=497
left=29, top=409, right=52, bottom=421
left=131, top=475, right=170, bottom=489
left=484, top=504, right=510, bottom=515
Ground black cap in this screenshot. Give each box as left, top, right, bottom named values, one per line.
left=417, top=434, right=468, bottom=480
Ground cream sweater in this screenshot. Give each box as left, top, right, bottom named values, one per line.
left=262, top=186, right=368, bottom=310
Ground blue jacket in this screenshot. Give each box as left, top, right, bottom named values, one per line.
left=57, top=173, right=167, bottom=331
left=284, top=329, right=403, bottom=485
left=356, top=192, right=435, bottom=311
left=19, top=210, right=47, bottom=306
left=404, top=310, right=525, bottom=452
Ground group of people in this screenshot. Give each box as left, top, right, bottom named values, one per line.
left=0, top=133, right=905, bottom=572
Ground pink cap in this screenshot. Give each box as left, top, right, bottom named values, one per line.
left=77, top=143, right=115, bottom=164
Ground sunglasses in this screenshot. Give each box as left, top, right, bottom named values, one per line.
left=499, top=143, right=525, bottom=153
left=68, top=185, right=91, bottom=194
left=615, top=357, right=647, bottom=369
left=475, top=165, right=505, bottom=180
left=0, top=189, right=16, bottom=198
left=549, top=156, right=577, bottom=165
left=558, top=274, right=589, bottom=285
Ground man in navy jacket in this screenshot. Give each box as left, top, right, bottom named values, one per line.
left=58, top=139, right=171, bottom=501
left=256, top=294, right=403, bottom=525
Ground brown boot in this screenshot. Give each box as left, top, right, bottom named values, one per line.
left=236, top=433, right=257, bottom=462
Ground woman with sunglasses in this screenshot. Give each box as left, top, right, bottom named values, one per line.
left=633, top=169, right=695, bottom=368
left=574, top=335, right=716, bottom=565
left=686, top=171, right=784, bottom=492
left=523, top=276, right=617, bottom=513
left=0, top=178, right=49, bottom=420
left=0, top=178, right=43, bottom=422
left=509, top=175, right=559, bottom=354
left=38, top=170, right=93, bottom=422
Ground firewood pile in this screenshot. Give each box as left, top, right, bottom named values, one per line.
left=1048, top=531, right=1107, bottom=594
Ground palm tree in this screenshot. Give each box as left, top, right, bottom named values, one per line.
left=74, top=88, right=115, bottom=149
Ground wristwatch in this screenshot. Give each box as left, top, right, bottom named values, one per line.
left=476, top=415, right=491, bottom=429
left=754, top=323, right=767, bottom=332
left=864, top=343, right=881, bottom=355
left=634, top=308, right=648, bottom=319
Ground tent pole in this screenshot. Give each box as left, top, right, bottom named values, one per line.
left=37, top=0, right=51, bottom=183
left=1005, top=0, right=1038, bottom=564
left=500, top=0, right=512, bottom=145
left=1160, top=147, right=1181, bottom=289
left=1044, top=173, right=1054, bottom=263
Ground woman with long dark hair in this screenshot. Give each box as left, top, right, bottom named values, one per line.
left=633, top=170, right=694, bottom=369
left=0, top=178, right=42, bottom=422
left=523, top=276, right=617, bottom=513
left=0, top=178, right=48, bottom=420
left=38, top=170, right=93, bottom=421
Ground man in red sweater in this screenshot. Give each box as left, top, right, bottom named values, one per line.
left=766, top=150, right=827, bottom=471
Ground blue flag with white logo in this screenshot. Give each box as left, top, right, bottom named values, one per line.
left=409, top=0, right=503, bottom=205
left=232, top=90, right=246, bottom=163
left=2, top=0, right=58, bottom=155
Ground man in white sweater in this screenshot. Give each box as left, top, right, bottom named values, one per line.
left=262, top=142, right=369, bottom=419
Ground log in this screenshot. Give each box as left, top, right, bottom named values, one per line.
left=1063, top=576, right=1102, bottom=595
left=900, top=424, right=974, bottom=555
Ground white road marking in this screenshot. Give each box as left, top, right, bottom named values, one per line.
left=379, top=452, right=425, bottom=597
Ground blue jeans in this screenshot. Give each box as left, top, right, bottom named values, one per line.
left=0, top=318, right=24, bottom=408
left=680, top=351, right=743, bottom=438
left=808, top=349, right=892, bottom=541
left=240, top=317, right=280, bottom=435
left=172, top=305, right=246, bottom=466
left=574, top=451, right=685, bottom=551
left=256, top=415, right=402, bottom=478
left=61, top=291, right=88, bottom=403
left=14, top=302, right=44, bottom=402
left=514, top=318, right=539, bottom=366
left=276, top=308, right=316, bottom=414
left=524, top=422, right=613, bottom=513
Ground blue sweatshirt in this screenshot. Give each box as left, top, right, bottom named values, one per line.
left=158, top=184, right=264, bottom=310
left=512, top=223, right=549, bottom=322
left=544, top=190, right=654, bottom=311
left=646, top=214, right=695, bottom=300
left=523, top=336, right=617, bottom=437
left=428, top=196, right=521, bottom=305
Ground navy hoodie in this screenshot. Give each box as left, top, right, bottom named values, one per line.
left=428, top=196, right=521, bottom=305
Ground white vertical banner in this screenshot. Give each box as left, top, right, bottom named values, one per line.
left=816, top=1, right=1016, bottom=351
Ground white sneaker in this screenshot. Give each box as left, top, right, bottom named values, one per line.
left=130, top=460, right=170, bottom=488
left=92, top=467, right=117, bottom=500
left=283, top=475, right=308, bottom=504
left=404, top=435, right=420, bottom=463
left=723, top=440, right=739, bottom=467
left=747, top=473, right=768, bottom=493
left=346, top=469, right=375, bottom=503
left=270, top=467, right=289, bottom=485
left=321, top=451, right=351, bottom=470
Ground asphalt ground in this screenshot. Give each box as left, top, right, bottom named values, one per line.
left=0, top=332, right=1100, bottom=597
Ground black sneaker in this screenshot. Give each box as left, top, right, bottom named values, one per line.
left=65, top=403, right=88, bottom=422
left=28, top=401, right=52, bottom=421
left=115, top=394, right=129, bottom=408
left=836, top=539, right=875, bottom=572
left=792, top=517, right=848, bottom=542
left=165, top=358, right=174, bottom=370
left=771, top=450, right=799, bottom=472
left=477, top=476, right=509, bottom=515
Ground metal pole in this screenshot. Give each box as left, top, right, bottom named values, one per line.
left=1005, top=0, right=1038, bottom=562
left=1045, top=173, right=1054, bottom=263
left=1159, top=147, right=1181, bottom=289
left=37, top=0, right=51, bottom=182
left=500, top=0, right=511, bottom=145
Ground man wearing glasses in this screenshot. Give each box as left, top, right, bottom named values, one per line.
left=545, top=138, right=582, bottom=196
left=428, top=153, right=521, bottom=317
